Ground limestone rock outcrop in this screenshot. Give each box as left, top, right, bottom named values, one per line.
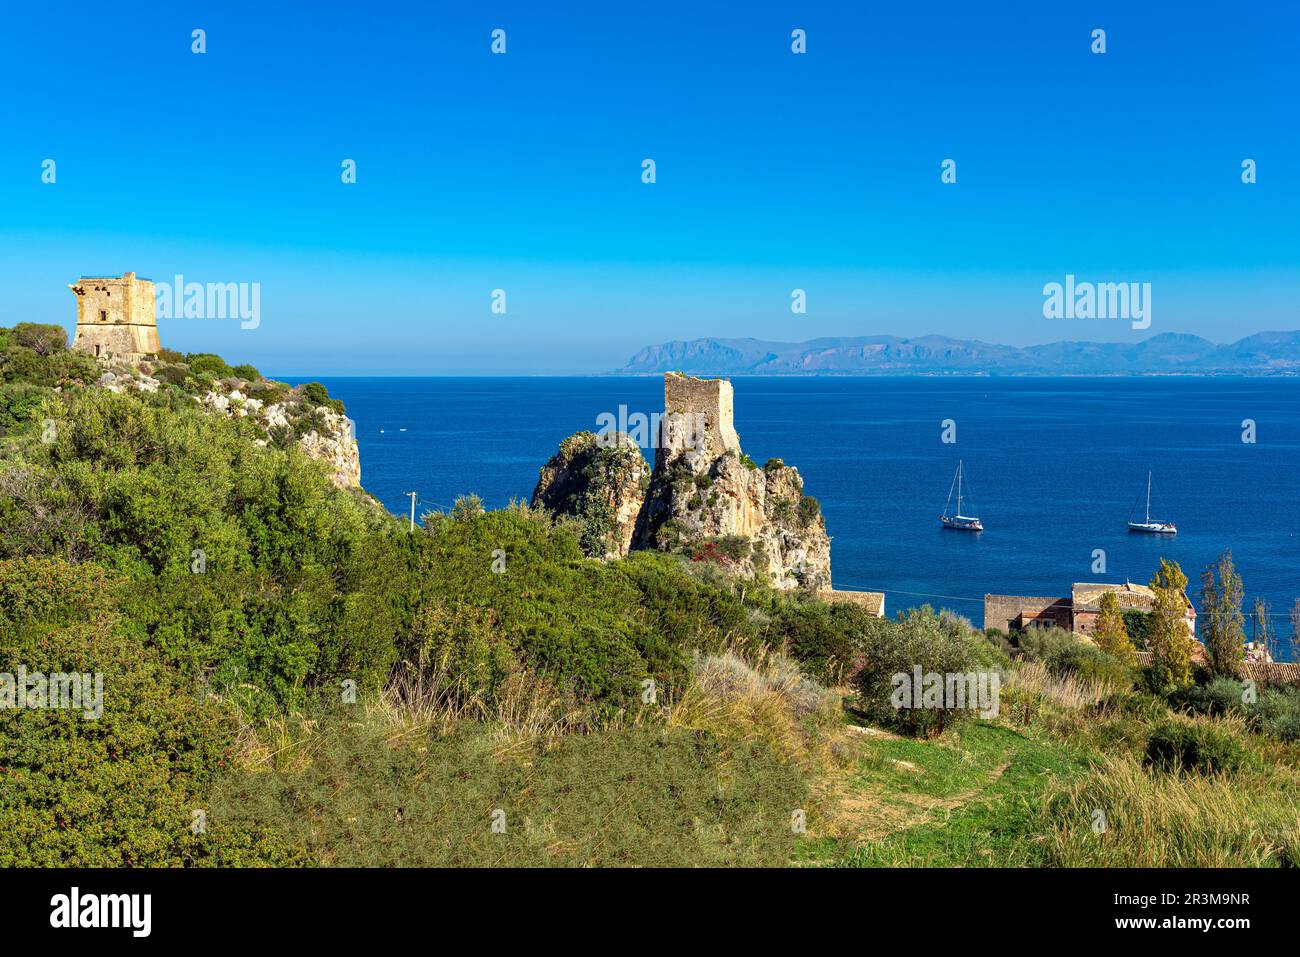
left=534, top=373, right=831, bottom=590
left=296, top=408, right=362, bottom=489
left=193, top=383, right=361, bottom=489
left=90, top=362, right=362, bottom=491
left=531, top=431, right=651, bottom=559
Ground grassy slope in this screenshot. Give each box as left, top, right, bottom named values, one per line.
left=800, top=722, right=1086, bottom=866
left=797, top=702, right=1298, bottom=868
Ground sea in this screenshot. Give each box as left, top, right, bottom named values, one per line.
left=291, top=376, right=1300, bottom=651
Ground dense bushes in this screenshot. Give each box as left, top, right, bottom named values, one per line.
left=12, top=323, right=67, bottom=355
left=1144, top=719, right=1252, bottom=775
left=300, top=380, right=345, bottom=414
left=407, top=508, right=761, bottom=708
left=0, top=331, right=99, bottom=389
left=1249, top=686, right=1300, bottom=741
left=1122, top=610, right=1153, bottom=648
left=1018, top=626, right=1132, bottom=690
left=0, top=557, right=303, bottom=866
left=185, top=353, right=233, bottom=379
left=1, top=386, right=407, bottom=711
left=768, top=600, right=859, bottom=685
left=1171, top=676, right=1300, bottom=742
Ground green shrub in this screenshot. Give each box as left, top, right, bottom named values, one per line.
left=231, top=363, right=261, bottom=381
left=152, top=363, right=190, bottom=387
left=965, top=625, right=1012, bottom=670
left=12, top=323, right=67, bottom=355
left=0, top=383, right=48, bottom=434
left=2, top=388, right=406, bottom=710
left=0, top=557, right=304, bottom=866
left=1144, top=719, right=1251, bottom=775
left=1019, top=627, right=1132, bottom=690
left=1, top=344, right=99, bottom=388
left=450, top=493, right=485, bottom=521
left=409, top=601, right=517, bottom=701
left=854, top=607, right=984, bottom=737
left=1247, top=686, right=1300, bottom=742
left=300, top=381, right=345, bottom=414
left=186, top=353, right=234, bottom=379
left=1170, top=675, right=1248, bottom=718
left=1122, top=610, right=1153, bottom=649
left=770, top=599, right=858, bottom=685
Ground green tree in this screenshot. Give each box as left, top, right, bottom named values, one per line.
left=1149, top=558, right=1195, bottom=689
left=1093, top=590, right=1136, bottom=666
left=1121, top=609, right=1153, bottom=649
left=1252, top=596, right=1278, bottom=662
left=450, top=493, right=485, bottom=521
left=12, top=323, right=67, bottom=356
left=1200, top=549, right=1245, bottom=676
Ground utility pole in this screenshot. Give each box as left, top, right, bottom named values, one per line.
left=405, top=492, right=417, bottom=532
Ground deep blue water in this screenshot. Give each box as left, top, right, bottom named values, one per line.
left=293, top=376, right=1300, bottom=648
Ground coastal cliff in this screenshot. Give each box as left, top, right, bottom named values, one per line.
left=533, top=373, right=831, bottom=590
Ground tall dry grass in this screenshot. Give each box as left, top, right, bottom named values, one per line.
left=1043, top=750, right=1300, bottom=866
left=667, top=646, right=844, bottom=769
left=227, top=657, right=612, bottom=773
left=1005, top=659, right=1122, bottom=710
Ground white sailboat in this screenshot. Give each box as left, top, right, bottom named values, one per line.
left=940, top=460, right=983, bottom=531
left=1128, top=471, right=1177, bottom=534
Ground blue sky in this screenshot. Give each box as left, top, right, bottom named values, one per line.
left=1, top=1, right=1296, bottom=374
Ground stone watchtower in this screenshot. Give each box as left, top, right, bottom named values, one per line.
left=68, top=272, right=161, bottom=361
left=661, top=371, right=741, bottom=462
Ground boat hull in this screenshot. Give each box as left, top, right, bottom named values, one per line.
left=941, top=515, right=983, bottom=532
left=1128, top=522, right=1177, bottom=534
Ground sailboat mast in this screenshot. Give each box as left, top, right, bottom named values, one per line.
left=1146, top=471, right=1152, bottom=523
left=957, top=461, right=963, bottom=515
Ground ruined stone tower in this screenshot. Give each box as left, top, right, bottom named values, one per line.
left=68, top=272, right=160, bottom=361
left=661, top=370, right=740, bottom=462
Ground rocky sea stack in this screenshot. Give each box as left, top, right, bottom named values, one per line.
left=533, top=372, right=831, bottom=590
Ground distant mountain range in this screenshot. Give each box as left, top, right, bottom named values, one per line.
left=617, top=332, right=1300, bottom=376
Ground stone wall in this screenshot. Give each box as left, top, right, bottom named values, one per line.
left=819, top=589, right=885, bottom=617
left=983, top=594, right=1072, bottom=632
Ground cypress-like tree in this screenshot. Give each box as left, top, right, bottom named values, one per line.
left=1149, top=558, right=1194, bottom=688
left=1253, top=596, right=1277, bottom=662
left=1094, top=590, right=1137, bottom=666
left=1200, top=549, right=1245, bottom=676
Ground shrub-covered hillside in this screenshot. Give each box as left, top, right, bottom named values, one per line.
left=1, top=326, right=1296, bottom=868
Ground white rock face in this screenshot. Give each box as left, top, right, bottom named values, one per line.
left=296, top=409, right=362, bottom=489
